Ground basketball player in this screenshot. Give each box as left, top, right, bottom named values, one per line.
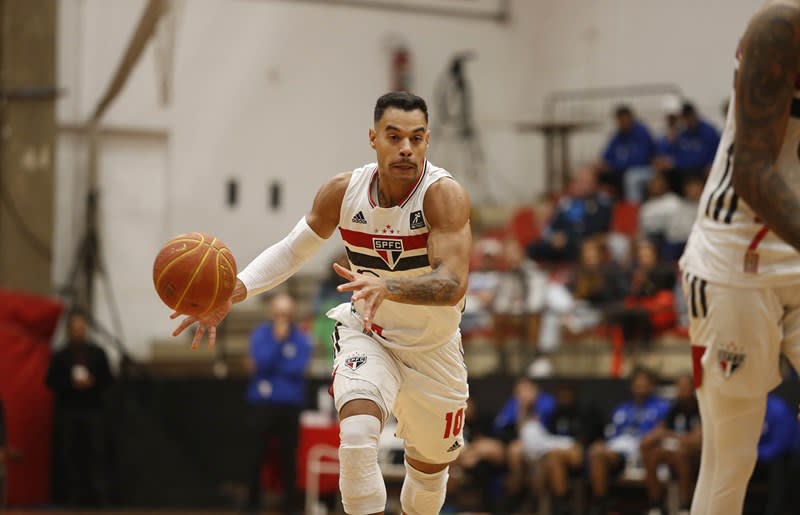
left=172, top=91, right=471, bottom=515
left=679, top=2, right=800, bottom=514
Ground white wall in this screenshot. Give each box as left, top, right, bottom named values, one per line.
left=54, top=0, right=761, bottom=357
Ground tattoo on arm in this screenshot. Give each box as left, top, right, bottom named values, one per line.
left=733, top=7, right=800, bottom=250
left=384, top=259, right=461, bottom=305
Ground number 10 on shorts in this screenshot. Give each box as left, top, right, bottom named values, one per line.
left=443, top=408, right=464, bottom=438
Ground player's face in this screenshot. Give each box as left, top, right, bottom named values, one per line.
left=369, top=108, right=429, bottom=185
left=631, top=373, right=653, bottom=401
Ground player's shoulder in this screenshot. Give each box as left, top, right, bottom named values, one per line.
left=318, top=171, right=352, bottom=197
left=423, top=175, right=470, bottom=226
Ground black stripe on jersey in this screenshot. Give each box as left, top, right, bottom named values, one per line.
left=723, top=192, right=738, bottom=223
left=698, top=279, right=708, bottom=317
left=345, top=248, right=430, bottom=272
left=689, top=275, right=699, bottom=318
left=792, top=97, right=800, bottom=118
left=705, top=144, right=735, bottom=219
left=331, top=322, right=342, bottom=356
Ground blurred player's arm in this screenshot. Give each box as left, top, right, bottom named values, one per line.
left=384, top=178, right=471, bottom=304
left=234, top=172, right=350, bottom=300
left=732, top=5, right=800, bottom=250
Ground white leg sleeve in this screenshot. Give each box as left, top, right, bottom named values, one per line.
left=691, top=384, right=766, bottom=515
left=400, top=460, right=449, bottom=515
left=338, top=415, right=386, bottom=515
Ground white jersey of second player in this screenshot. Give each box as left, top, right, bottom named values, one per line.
left=327, top=161, right=464, bottom=351
left=680, top=58, right=800, bottom=286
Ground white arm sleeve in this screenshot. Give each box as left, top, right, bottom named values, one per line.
left=237, top=216, right=327, bottom=299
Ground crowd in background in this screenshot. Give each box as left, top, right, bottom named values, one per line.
left=448, top=370, right=800, bottom=515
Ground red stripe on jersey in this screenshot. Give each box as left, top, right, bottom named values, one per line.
left=339, top=227, right=429, bottom=250
left=747, top=225, right=769, bottom=251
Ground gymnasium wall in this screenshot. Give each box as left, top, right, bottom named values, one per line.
left=54, top=0, right=757, bottom=357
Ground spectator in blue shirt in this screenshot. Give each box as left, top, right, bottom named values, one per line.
left=527, top=167, right=612, bottom=263
left=658, top=102, right=720, bottom=194
left=493, top=376, right=556, bottom=505
left=597, top=105, right=656, bottom=202
left=588, top=368, right=669, bottom=515
left=748, top=394, right=796, bottom=515
left=244, top=293, right=311, bottom=515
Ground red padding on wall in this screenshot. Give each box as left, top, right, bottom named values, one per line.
left=0, top=288, right=63, bottom=506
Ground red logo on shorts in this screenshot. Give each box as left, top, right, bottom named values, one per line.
left=717, top=342, right=745, bottom=378
left=344, top=353, right=367, bottom=371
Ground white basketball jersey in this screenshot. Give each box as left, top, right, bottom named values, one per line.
left=327, top=161, right=464, bottom=351
left=680, top=58, right=800, bottom=286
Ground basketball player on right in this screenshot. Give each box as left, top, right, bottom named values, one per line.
left=680, top=2, right=800, bottom=514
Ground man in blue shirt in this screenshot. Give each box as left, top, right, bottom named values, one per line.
left=244, top=293, right=312, bottom=515
left=597, top=105, right=656, bottom=202
left=588, top=368, right=669, bottom=515
left=660, top=102, right=720, bottom=194
left=527, top=167, right=612, bottom=263
left=492, top=376, right=556, bottom=507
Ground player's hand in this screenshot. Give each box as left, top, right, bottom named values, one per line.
left=171, top=296, right=233, bottom=350
left=334, top=262, right=387, bottom=331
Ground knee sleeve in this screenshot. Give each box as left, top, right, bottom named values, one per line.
left=338, top=415, right=386, bottom=515
left=400, top=460, right=449, bottom=515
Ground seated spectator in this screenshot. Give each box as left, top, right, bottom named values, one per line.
left=639, top=173, right=682, bottom=248
left=451, top=398, right=505, bottom=513
left=596, top=105, right=656, bottom=202
left=564, top=237, right=628, bottom=335
left=663, top=176, right=703, bottom=260
left=658, top=102, right=720, bottom=194
left=461, top=238, right=501, bottom=335
left=492, top=239, right=575, bottom=367
left=747, top=394, right=797, bottom=515
left=654, top=113, right=679, bottom=161
left=588, top=368, right=669, bottom=515
left=640, top=373, right=701, bottom=515
left=528, top=167, right=612, bottom=263
left=493, top=377, right=556, bottom=505
left=522, top=382, right=605, bottom=515
left=605, top=239, right=677, bottom=346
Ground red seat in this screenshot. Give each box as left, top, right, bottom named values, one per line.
left=505, top=207, right=540, bottom=248
left=611, top=202, right=640, bottom=235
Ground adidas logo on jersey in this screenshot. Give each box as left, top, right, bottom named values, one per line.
left=351, top=211, right=367, bottom=224
left=446, top=440, right=462, bottom=452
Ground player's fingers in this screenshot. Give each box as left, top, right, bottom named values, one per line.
left=172, top=316, right=197, bottom=337
left=170, top=311, right=181, bottom=320
left=333, top=262, right=355, bottom=281
left=191, top=325, right=206, bottom=350
left=362, top=297, right=375, bottom=328
left=207, top=326, right=216, bottom=349
left=337, top=280, right=360, bottom=292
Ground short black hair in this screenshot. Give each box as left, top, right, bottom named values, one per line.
left=374, top=92, right=428, bottom=124
left=630, top=366, right=658, bottom=384
left=614, top=104, right=634, bottom=118
left=681, top=101, right=697, bottom=117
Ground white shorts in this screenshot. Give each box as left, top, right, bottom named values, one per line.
left=519, top=420, right=575, bottom=460
left=330, top=324, right=469, bottom=464
left=683, top=272, right=800, bottom=397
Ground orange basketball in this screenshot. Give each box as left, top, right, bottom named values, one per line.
left=152, top=233, right=238, bottom=317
